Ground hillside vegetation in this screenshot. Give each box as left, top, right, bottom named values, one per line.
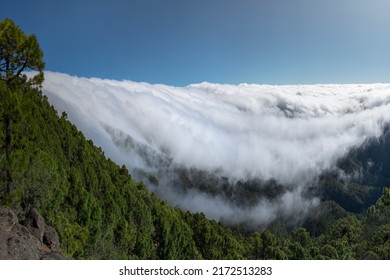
left=1, top=80, right=390, bottom=259
left=1, top=18, right=390, bottom=259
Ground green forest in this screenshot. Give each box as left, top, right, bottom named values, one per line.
left=1, top=19, right=390, bottom=260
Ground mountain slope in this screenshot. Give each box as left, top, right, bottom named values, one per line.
left=2, top=79, right=390, bottom=260
left=0, top=80, right=249, bottom=259
left=41, top=72, right=390, bottom=225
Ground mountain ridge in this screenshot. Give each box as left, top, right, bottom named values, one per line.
left=2, top=76, right=390, bottom=259
left=41, top=71, right=390, bottom=225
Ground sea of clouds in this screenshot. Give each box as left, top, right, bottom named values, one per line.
left=41, top=72, right=390, bottom=225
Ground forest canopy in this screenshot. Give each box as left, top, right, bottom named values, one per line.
left=1, top=19, right=390, bottom=260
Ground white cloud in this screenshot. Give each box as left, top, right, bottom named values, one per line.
left=42, top=72, right=390, bottom=225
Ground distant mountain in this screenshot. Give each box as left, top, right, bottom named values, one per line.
left=0, top=80, right=250, bottom=259
left=2, top=76, right=390, bottom=259
left=312, top=125, right=390, bottom=213
left=42, top=72, right=390, bottom=226
left=340, top=124, right=390, bottom=187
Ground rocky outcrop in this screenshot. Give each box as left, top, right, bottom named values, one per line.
left=0, top=206, right=70, bottom=260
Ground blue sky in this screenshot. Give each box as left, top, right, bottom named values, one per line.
left=2, top=0, right=390, bottom=86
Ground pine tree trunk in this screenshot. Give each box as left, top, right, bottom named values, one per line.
left=4, top=113, right=12, bottom=193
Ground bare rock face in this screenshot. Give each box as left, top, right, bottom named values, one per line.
left=43, top=225, right=61, bottom=252
left=0, top=206, right=70, bottom=260
left=0, top=205, right=18, bottom=232
left=23, top=208, right=61, bottom=252
left=24, top=208, right=46, bottom=242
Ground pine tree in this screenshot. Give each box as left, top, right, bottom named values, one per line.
left=0, top=18, right=45, bottom=87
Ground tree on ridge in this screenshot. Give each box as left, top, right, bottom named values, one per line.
left=0, top=18, right=45, bottom=87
